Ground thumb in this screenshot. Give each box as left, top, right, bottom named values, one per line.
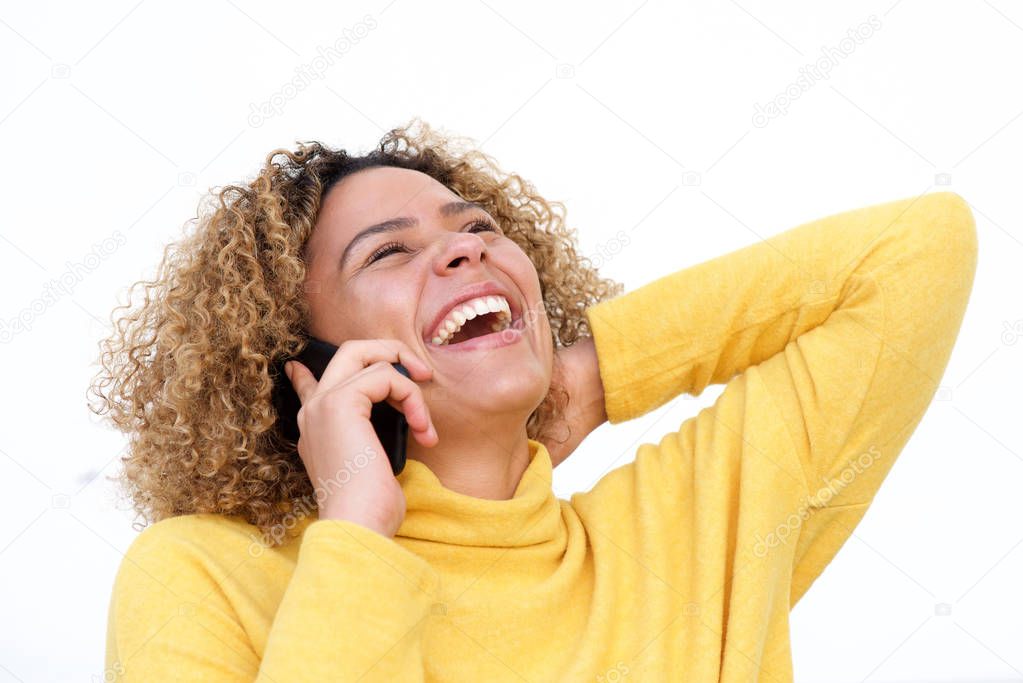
left=286, top=360, right=317, bottom=404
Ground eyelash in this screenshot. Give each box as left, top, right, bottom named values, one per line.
left=365, top=218, right=501, bottom=265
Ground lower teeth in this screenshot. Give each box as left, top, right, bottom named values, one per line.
left=441, top=319, right=511, bottom=346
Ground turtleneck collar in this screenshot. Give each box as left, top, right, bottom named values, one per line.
left=393, top=438, right=564, bottom=548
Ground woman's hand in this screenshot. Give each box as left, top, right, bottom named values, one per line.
left=544, top=336, right=608, bottom=468
left=285, top=339, right=437, bottom=538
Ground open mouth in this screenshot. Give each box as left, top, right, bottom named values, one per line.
left=426, top=312, right=525, bottom=353
left=441, top=310, right=514, bottom=346
left=426, top=293, right=521, bottom=348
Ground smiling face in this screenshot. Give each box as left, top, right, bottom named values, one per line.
left=302, top=165, right=554, bottom=432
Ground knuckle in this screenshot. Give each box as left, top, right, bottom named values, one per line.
left=384, top=338, right=410, bottom=357
left=316, top=390, right=345, bottom=411
left=302, top=394, right=327, bottom=417
left=300, top=390, right=351, bottom=425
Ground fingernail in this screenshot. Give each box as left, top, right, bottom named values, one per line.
left=284, top=361, right=293, bottom=377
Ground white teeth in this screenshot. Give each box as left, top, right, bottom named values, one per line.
left=430, top=294, right=513, bottom=346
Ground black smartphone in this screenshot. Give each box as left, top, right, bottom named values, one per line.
left=271, top=337, right=410, bottom=476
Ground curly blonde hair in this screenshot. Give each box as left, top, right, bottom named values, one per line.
left=87, top=117, right=623, bottom=545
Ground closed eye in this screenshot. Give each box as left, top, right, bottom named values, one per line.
left=364, top=218, right=501, bottom=265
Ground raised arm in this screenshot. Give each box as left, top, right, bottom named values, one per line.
left=582, top=191, right=978, bottom=602
left=105, top=516, right=440, bottom=681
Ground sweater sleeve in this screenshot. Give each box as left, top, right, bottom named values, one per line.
left=105, top=517, right=441, bottom=682
left=582, top=191, right=978, bottom=605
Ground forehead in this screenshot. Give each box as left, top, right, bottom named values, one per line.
left=317, top=166, right=459, bottom=235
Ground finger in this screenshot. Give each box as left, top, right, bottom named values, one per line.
left=319, top=339, right=432, bottom=389
left=349, top=362, right=436, bottom=441
left=372, top=339, right=434, bottom=381
left=286, top=360, right=318, bottom=405
left=372, top=363, right=434, bottom=435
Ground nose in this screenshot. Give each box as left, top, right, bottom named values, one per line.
left=432, top=231, right=488, bottom=275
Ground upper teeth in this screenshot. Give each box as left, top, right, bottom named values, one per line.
left=431, top=295, right=512, bottom=345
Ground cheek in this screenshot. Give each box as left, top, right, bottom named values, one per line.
left=505, top=252, right=544, bottom=307
left=350, top=280, right=420, bottom=336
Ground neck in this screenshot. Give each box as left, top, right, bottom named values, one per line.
left=406, top=412, right=533, bottom=500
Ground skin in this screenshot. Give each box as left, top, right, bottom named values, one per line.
left=302, top=166, right=607, bottom=500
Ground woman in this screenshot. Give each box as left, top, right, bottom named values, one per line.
left=92, top=117, right=978, bottom=681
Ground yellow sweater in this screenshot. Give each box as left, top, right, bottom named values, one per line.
left=104, top=191, right=978, bottom=681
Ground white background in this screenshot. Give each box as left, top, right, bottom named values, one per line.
left=1, top=1, right=1020, bottom=681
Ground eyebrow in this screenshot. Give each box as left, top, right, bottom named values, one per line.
left=338, top=200, right=487, bottom=271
